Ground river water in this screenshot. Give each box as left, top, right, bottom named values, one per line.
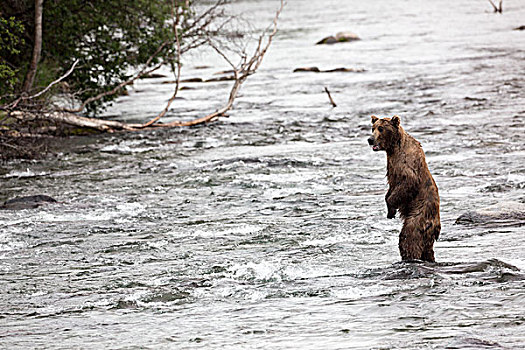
left=2, top=0, right=525, bottom=349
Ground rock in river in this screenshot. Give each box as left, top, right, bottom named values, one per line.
left=1, top=195, right=57, bottom=210
left=316, top=31, right=360, bottom=45
left=293, top=67, right=321, bottom=72
left=455, top=201, right=525, bottom=226
left=293, top=66, right=365, bottom=73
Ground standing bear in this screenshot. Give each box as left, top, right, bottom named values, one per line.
left=368, top=115, right=441, bottom=262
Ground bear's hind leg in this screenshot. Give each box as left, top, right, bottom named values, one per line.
left=398, top=218, right=424, bottom=261
left=420, top=246, right=435, bottom=263
left=420, top=223, right=440, bottom=263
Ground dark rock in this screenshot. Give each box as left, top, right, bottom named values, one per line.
left=140, top=73, right=167, bottom=79
left=316, top=36, right=337, bottom=45
left=464, top=96, right=487, bottom=102
left=180, top=77, right=204, bottom=83
left=114, top=300, right=139, bottom=309
left=293, top=67, right=321, bottom=72
left=204, top=76, right=235, bottom=82
left=324, top=67, right=366, bottom=73
left=4, top=195, right=57, bottom=205
left=214, top=69, right=235, bottom=75
left=143, top=289, right=189, bottom=303
left=455, top=201, right=525, bottom=226
left=293, top=67, right=365, bottom=73
left=445, top=258, right=520, bottom=274
left=316, top=31, right=360, bottom=45
left=1, top=195, right=57, bottom=210
left=514, top=25, right=525, bottom=31
left=182, top=77, right=203, bottom=83
left=2, top=202, right=40, bottom=210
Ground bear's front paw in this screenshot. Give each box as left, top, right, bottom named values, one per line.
left=387, top=207, right=397, bottom=219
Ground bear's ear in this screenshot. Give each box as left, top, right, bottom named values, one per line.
left=391, top=115, right=400, bottom=127
left=371, top=115, right=378, bottom=124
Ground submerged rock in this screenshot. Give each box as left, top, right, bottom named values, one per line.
left=316, top=31, right=360, bottom=45
left=455, top=201, right=525, bottom=226
left=1, top=195, right=57, bottom=210
left=180, top=77, right=204, bottom=83
left=213, top=69, right=235, bottom=75
left=161, top=76, right=234, bottom=84
left=293, top=66, right=365, bottom=73
left=443, top=258, right=520, bottom=274
left=140, top=73, right=167, bottom=79
left=316, top=36, right=338, bottom=45
left=324, top=67, right=365, bottom=72
left=293, top=67, right=321, bottom=72
left=204, top=75, right=235, bottom=82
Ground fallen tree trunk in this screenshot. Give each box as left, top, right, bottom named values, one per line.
left=10, top=111, right=141, bottom=132
left=9, top=109, right=225, bottom=132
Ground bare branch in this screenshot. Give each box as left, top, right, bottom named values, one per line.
left=140, top=0, right=184, bottom=128
left=324, top=87, right=337, bottom=107
left=160, top=0, right=285, bottom=127
left=488, top=0, right=502, bottom=13
left=27, top=59, right=80, bottom=100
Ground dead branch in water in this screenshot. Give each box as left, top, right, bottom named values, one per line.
left=324, top=87, right=337, bottom=107
left=488, top=0, right=503, bottom=13
left=9, top=110, right=140, bottom=132
left=5, top=59, right=80, bottom=110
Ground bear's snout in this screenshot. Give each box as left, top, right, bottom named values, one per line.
left=368, top=136, right=381, bottom=151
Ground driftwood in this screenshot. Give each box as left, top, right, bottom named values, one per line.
left=488, top=0, right=503, bottom=13
left=10, top=110, right=140, bottom=132
left=324, top=87, right=337, bottom=108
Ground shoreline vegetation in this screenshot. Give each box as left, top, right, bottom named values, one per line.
left=0, top=0, right=284, bottom=160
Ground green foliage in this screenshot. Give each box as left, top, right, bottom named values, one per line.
left=0, top=16, right=25, bottom=99
left=2, top=0, right=192, bottom=114
left=43, top=0, right=178, bottom=114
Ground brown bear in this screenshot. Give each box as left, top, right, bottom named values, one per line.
left=368, top=115, right=440, bottom=262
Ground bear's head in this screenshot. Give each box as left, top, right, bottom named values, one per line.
left=368, top=115, right=401, bottom=153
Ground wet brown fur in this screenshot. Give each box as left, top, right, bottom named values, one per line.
left=369, top=115, right=440, bottom=262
